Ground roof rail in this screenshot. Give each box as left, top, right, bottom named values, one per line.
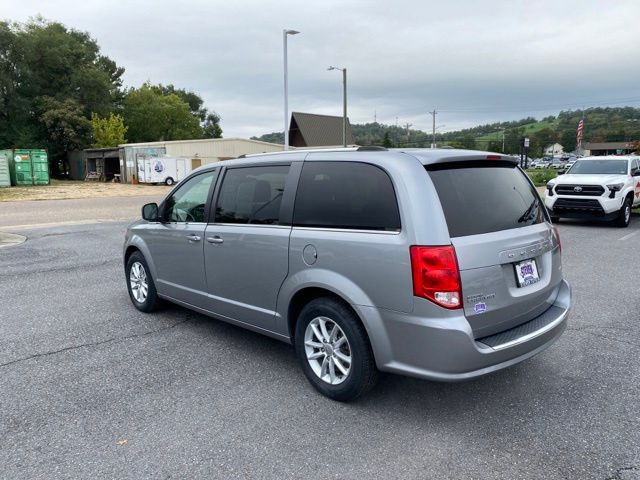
left=357, top=146, right=388, bottom=151
left=237, top=154, right=247, bottom=158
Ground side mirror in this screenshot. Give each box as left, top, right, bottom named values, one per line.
left=142, top=202, right=159, bottom=221
left=633, top=170, right=640, bottom=177
left=557, top=170, right=565, bottom=175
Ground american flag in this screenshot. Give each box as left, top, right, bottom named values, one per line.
left=576, top=119, right=584, bottom=147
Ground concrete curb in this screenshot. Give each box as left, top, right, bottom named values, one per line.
left=0, top=232, right=27, bottom=248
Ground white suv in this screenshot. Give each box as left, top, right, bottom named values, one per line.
left=545, top=156, right=640, bottom=227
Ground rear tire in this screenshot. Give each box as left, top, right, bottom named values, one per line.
left=126, top=251, right=162, bottom=312
left=294, top=297, right=378, bottom=401
left=165, top=177, right=174, bottom=186
left=614, top=198, right=632, bottom=228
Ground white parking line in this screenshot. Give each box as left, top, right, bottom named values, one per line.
left=619, top=230, right=639, bottom=241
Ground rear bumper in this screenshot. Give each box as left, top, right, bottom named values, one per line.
left=367, top=279, right=571, bottom=381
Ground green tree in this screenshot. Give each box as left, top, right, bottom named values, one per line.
left=0, top=18, right=124, bottom=175
left=459, top=134, right=476, bottom=150
left=91, top=112, right=127, bottom=147
left=39, top=97, right=92, bottom=156
left=152, top=84, right=222, bottom=138
left=252, top=132, right=284, bottom=144
left=202, top=112, right=222, bottom=138
left=123, top=83, right=203, bottom=142
left=504, top=128, right=525, bottom=154
left=530, top=127, right=559, bottom=157
left=382, top=131, right=394, bottom=148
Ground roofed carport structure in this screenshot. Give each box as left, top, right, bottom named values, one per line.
left=84, top=147, right=121, bottom=182
left=289, top=112, right=355, bottom=147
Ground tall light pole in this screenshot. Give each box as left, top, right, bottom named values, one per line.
left=429, top=110, right=437, bottom=148
left=283, top=29, right=299, bottom=150
left=328, top=66, right=347, bottom=147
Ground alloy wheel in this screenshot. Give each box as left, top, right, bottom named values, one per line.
left=304, top=316, right=352, bottom=385
left=129, top=261, right=148, bottom=303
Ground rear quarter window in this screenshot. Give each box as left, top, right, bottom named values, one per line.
left=293, top=161, right=401, bottom=231
left=427, top=161, right=545, bottom=237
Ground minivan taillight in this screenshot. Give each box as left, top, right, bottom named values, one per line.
left=410, top=245, right=462, bottom=309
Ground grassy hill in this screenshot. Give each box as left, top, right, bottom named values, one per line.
left=476, top=118, right=559, bottom=143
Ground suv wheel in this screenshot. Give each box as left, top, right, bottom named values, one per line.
left=126, top=251, right=162, bottom=312
left=614, top=198, right=632, bottom=228
left=294, top=297, right=378, bottom=401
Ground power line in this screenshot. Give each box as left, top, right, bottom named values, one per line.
left=391, top=96, right=640, bottom=117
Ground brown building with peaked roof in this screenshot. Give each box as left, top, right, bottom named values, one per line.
left=289, top=112, right=355, bottom=147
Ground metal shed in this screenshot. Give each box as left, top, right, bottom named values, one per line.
left=117, top=138, right=283, bottom=183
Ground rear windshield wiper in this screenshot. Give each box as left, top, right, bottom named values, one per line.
left=518, top=199, right=539, bottom=223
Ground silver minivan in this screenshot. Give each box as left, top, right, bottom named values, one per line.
left=124, top=148, right=571, bottom=401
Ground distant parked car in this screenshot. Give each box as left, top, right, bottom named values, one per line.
left=534, top=161, right=548, bottom=169
left=549, top=159, right=567, bottom=169
left=564, top=160, right=577, bottom=170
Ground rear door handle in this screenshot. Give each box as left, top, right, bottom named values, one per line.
left=186, top=234, right=201, bottom=242
left=206, top=236, right=224, bottom=245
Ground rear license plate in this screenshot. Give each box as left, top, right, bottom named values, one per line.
left=515, top=259, right=540, bottom=287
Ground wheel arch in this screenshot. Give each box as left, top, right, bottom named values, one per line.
left=123, top=236, right=158, bottom=282
left=280, top=275, right=393, bottom=368
left=624, top=190, right=635, bottom=203
left=124, top=245, right=140, bottom=264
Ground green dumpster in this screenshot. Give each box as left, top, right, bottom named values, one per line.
left=0, top=152, right=10, bottom=187
left=6, top=149, right=50, bottom=186
left=27, top=149, right=50, bottom=185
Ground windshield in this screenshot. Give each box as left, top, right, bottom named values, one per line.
left=567, top=159, right=628, bottom=175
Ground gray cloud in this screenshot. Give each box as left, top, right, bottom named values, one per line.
left=3, top=0, right=640, bottom=137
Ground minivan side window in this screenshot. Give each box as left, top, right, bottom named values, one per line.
left=163, top=170, right=217, bottom=223
left=293, top=161, right=401, bottom=231
left=214, top=165, right=290, bottom=225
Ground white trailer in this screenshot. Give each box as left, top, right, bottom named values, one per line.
left=137, top=157, right=190, bottom=185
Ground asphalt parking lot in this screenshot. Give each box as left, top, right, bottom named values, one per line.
left=1, top=214, right=639, bottom=479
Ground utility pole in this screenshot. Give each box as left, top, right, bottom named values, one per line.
left=429, top=110, right=437, bottom=148
left=405, top=123, right=412, bottom=145
left=374, top=110, right=377, bottom=123
left=502, top=129, right=506, bottom=153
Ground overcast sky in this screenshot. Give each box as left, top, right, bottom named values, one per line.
left=3, top=0, right=640, bottom=137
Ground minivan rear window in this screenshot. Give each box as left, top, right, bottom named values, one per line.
left=427, top=161, right=545, bottom=237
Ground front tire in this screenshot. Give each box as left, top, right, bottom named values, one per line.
left=294, top=297, right=378, bottom=401
left=614, top=198, right=632, bottom=228
left=126, top=251, right=162, bottom=312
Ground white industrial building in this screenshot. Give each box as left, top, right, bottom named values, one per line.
left=118, top=137, right=284, bottom=183
left=543, top=143, right=564, bottom=156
